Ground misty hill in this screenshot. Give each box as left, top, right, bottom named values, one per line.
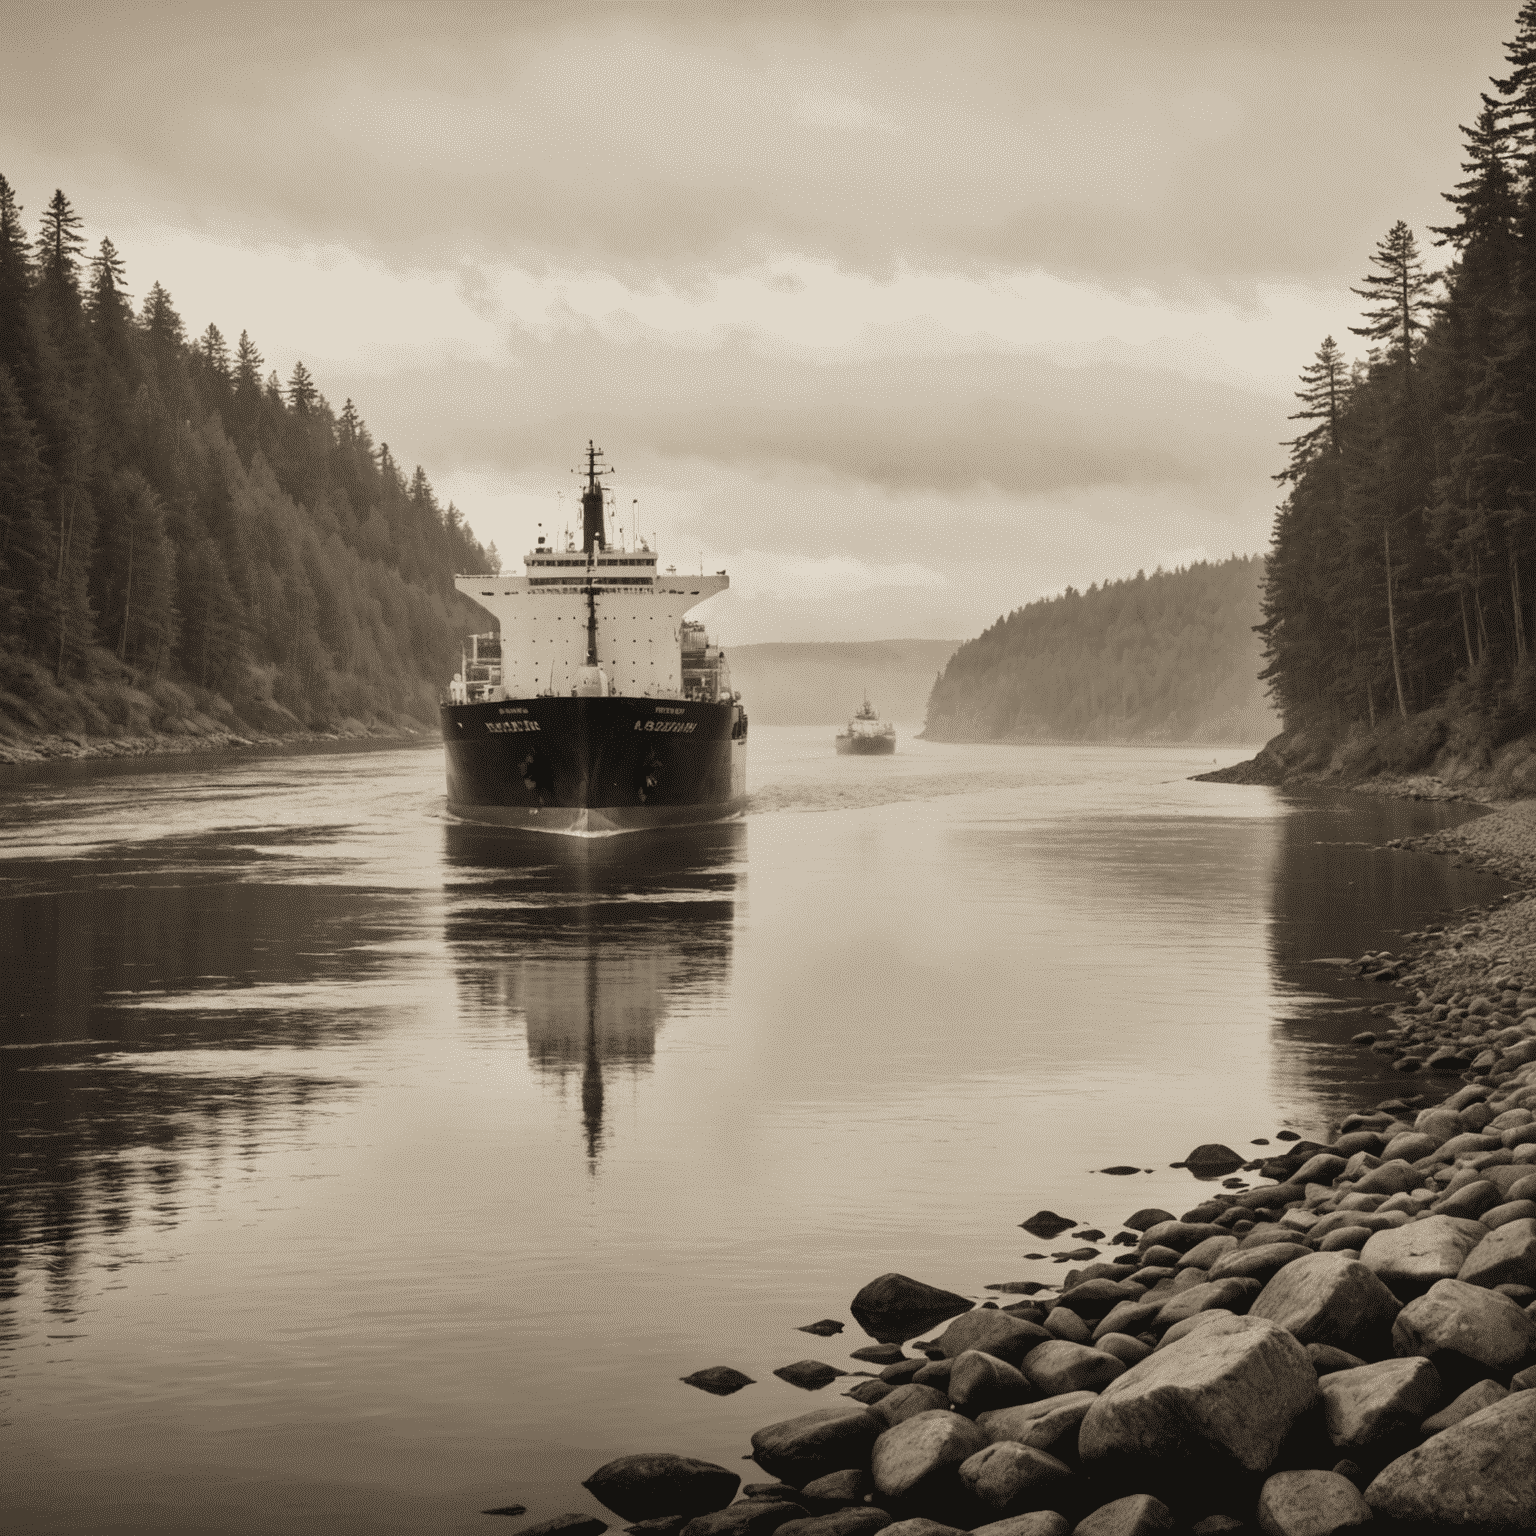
left=727, top=639, right=959, bottom=726
left=0, top=179, right=493, bottom=745
left=923, top=556, right=1276, bottom=744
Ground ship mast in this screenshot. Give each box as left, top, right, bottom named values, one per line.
left=578, top=441, right=612, bottom=669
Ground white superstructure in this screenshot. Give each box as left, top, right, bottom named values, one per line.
left=451, top=443, right=732, bottom=704
left=455, top=549, right=728, bottom=699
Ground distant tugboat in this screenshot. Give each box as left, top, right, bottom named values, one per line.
left=835, top=698, right=896, bottom=755
left=440, top=443, right=747, bottom=834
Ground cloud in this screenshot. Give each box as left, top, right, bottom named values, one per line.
left=0, top=1, right=1511, bottom=297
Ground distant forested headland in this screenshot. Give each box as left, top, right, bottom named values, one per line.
left=922, top=556, right=1274, bottom=745
left=1252, top=4, right=1536, bottom=785
left=0, top=178, right=494, bottom=748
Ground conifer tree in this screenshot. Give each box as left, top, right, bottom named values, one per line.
left=287, top=360, right=317, bottom=413
left=199, top=323, right=230, bottom=380
left=0, top=175, right=34, bottom=388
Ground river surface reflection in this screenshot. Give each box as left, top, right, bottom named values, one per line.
left=0, top=733, right=1507, bottom=1535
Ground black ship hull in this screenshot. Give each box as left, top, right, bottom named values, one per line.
left=835, top=733, right=896, bottom=755
left=441, top=696, right=747, bottom=834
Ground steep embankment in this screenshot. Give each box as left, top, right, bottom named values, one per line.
left=1198, top=715, right=1536, bottom=804
left=727, top=639, right=959, bottom=726
left=924, top=556, right=1276, bottom=744
left=0, top=175, right=492, bottom=765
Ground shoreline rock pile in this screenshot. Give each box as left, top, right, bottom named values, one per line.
left=542, top=1068, right=1536, bottom=1536
left=513, top=818, right=1536, bottom=1536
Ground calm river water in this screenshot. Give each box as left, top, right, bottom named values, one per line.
left=0, top=731, right=1508, bottom=1535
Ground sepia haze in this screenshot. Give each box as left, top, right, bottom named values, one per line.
left=4, top=0, right=1512, bottom=642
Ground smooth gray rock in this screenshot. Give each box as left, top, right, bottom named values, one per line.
left=584, top=1456, right=742, bottom=1521
left=1022, top=1341, right=1126, bottom=1396
left=796, top=1470, right=870, bottom=1512
left=518, top=1517, right=609, bottom=1536
left=869, top=1410, right=990, bottom=1510
left=1305, top=1344, right=1366, bottom=1376
left=930, top=1312, right=1051, bottom=1366
left=947, top=1350, right=1036, bottom=1414
left=869, top=1385, right=952, bottom=1428
left=1457, top=1217, right=1536, bottom=1289
left=971, top=1515, right=1071, bottom=1536
left=681, top=1506, right=810, bottom=1536
left=682, top=1368, right=756, bottom=1396
left=1318, top=1358, right=1441, bottom=1451
left=1365, top=1388, right=1536, bottom=1528
left=1071, top=1494, right=1174, bottom=1536
left=1093, top=1334, right=1151, bottom=1367
left=1152, top=1278, right=1260, bottom=1331
left=1044, top=1307, right=1093, bottom=1344
left=1419, top=1378, right=1507, bottom=1438
left=1360, top=1216, right=1484, bottom=1295
left=750, top=1407, right=884, bottom=1487
left=851, top=1275, right=972, bottom=1319
left=775, top=1362, right=846, bottom=1391
left=1208, top=1243, right=1311, bottom=1283
left=1255, top=1470, right=1372, bottom=1536
left=976, top=1393, right=1098, bottom=1456
left=1393, top=1277, right=1536, bottom=1372
left=774, top=1511, right=891, bottom=1536
left=879, top=1522, right=966, bottom=1536
left=959, top=1441, right=1076, bottom=1516
left=1078, top=1316, right=1315, bottom=1477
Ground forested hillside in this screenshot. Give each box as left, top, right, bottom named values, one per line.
left=1258, top=3, right=1536, bottom=765
left=923, top=556, right=1273, bottom=744
left=0, top=177, right=495, bottom=745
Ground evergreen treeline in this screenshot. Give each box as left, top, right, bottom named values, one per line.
left=1260, top=2, right=1536, bottom=756
left=923, top=556, right=1273, bottom=744
left=0, top=178, right=496, bottom=741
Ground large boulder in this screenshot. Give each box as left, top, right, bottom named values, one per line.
left=1360, top=1216, right=1485, bottom=1296
left=1457, top=1216, right=1536, bottom=1289
left=977, top=1394, right=1099, bottom=1457
left=852, top=1275, right=975, bottom=1342
left=1365, top=1389, right=1536, bottom=1530
left=583, top=1455, right=742, bottom=1520
left=750, top=1407, right=885, bottom=1487
left=1418, top=1378, right=1507, bottom=1438
left=1248, top=1252, right=1401, bottom=1357
left=1077, top=1316, right=1315, bottom=1481
left=1022, top=1342, right=1127, bottom=1397
left=930, top=1312, right=1051, bottom=1366
left=870, top=1410, right=990, bottom=1514
left=1317, top=1358, right=1441, bottom=1452
left=1254, top=1470, right=1372, bottom=1536
left=958, top=1442, right=1076, bottom=1517
left=1392, top=1277, right=1536, bottom=1374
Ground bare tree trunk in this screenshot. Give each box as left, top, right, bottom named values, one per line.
left=1512, top=554, right=1526, bottom=663
left=119, top=524, right=135, bottom=662
left=1385, top=524, right=1408, bottom=719
left=55, top=486, right=76, bottom=682
left=1459, top=589, right=1476, bottom=671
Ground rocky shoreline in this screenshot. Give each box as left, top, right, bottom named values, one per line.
left=500, top=814, right=1536, bottom=1536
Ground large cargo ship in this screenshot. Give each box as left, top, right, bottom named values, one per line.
left=441, top=444, right=747, bottom=834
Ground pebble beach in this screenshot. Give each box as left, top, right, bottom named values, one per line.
left=507, top=798, right=1536, bottom=1536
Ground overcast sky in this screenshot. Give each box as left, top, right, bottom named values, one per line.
left=4, top=1, right=1518, bottom=642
